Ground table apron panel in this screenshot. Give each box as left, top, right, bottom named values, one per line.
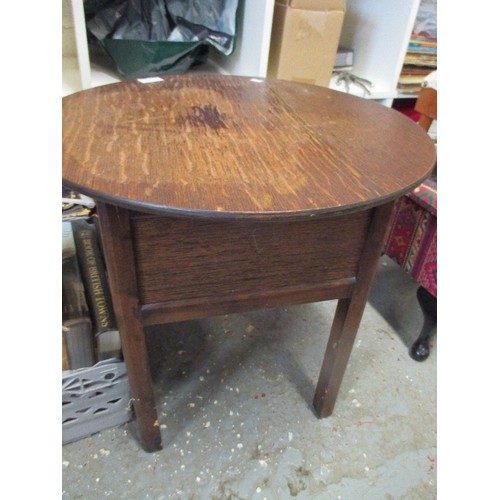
left=130, top=210, right=372, bottom=309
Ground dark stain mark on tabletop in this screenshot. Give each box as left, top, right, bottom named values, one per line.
left=187, top=104, right=228, bottom=131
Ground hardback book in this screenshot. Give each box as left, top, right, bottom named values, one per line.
left=71, top=218, right=122, bottom=361
left=62, top=221, right=96, bottom=369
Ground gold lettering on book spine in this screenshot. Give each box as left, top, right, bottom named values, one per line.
left=81, top=231, right=111, bottom=329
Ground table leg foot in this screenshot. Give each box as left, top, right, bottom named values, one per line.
left=409, top=286, right=437, bottom=362
left=125, top=341, right=163, bottom=452
left=132, top=398, right=163, bottom=453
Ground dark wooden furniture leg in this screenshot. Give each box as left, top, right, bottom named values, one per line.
left=313, top=203, right=394, bottom=417
left=409, top=286, right=437, bottom=361
left=96, top=202, right=162, bottom=452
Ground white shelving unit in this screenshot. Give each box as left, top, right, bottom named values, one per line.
left=210, top=0, right=275, bottom=78
left=61, top=0, right=114, bottom=94
left=329, top=0, right=421, bottom=106
left=63, top=0, right=421, bottom=106
left=62, top=0, right=275, bottom=97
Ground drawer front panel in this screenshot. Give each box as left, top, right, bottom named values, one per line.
left=131, top=212, right=371, bottom=305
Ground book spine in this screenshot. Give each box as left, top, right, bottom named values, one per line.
left=71, top=219, right=121, bottom=360
left=62, top=221, right=96, bottom=369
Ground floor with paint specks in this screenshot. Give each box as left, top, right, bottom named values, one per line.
left=62, top=255, right=437, bottom=499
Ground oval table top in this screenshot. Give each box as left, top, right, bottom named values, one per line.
left=63, top=75, right=436, bottom=219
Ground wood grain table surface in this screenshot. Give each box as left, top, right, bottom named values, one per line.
left=63, top=75, right=436, bottom=218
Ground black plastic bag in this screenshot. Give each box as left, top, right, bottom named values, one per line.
left=84, top=0, right=239, bottom=78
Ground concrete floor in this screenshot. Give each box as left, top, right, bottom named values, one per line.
left=62, top=255, right=437, bottom=499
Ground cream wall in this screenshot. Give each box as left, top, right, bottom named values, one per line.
left=62, top=0, right=77, bottom=58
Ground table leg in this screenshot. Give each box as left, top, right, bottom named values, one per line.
left=96, top=203, right=162, bottom=452
left=313, top=202, right=394, bottom=417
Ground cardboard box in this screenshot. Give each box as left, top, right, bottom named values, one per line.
left=267, top=0, right=346, bottom=87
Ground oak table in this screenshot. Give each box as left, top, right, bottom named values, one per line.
left=62, top=75, right=436, bottom=452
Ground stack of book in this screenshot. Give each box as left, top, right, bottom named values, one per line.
left=398, top=0, right=437, bottom=95
left=62, top=194, right=122, bottom=371
left=62, top=220, right=95, bottom=370
left=398, top=35, right=437, bottom=95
